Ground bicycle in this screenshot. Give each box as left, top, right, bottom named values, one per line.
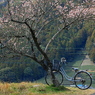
left=45, top=58, right=92, bottom=90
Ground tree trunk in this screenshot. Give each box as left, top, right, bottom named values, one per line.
left=50, top=67, right=60, bottom=87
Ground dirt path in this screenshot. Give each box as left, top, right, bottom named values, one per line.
left=81, top=55, right=95, bottom=66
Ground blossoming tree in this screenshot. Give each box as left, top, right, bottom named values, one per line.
left=0, top=0, right=95, bottom=86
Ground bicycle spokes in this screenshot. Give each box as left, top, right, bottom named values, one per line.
left=74, top=71, right=92, bottom=90
left=45, top=70, right=63, bottom=86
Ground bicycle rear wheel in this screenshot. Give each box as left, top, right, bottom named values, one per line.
left=45, top=70, right=63, bottom=86
left=74, top=71, right=92, bottom=90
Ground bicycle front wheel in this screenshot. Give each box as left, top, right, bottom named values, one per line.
left=45, top=70, right=63, bottom=86
left=74, top=71, right=92, bottom=90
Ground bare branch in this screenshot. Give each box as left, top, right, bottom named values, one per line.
left=45, top=26, right=66, bottom=52
left=0, top=40, right=40, bottom=63
left=45, top=11, right=88, bottom=53
left=24, top=21, right=51, bottom=63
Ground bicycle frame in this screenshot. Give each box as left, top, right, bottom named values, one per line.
left=45, top=63, right=92, bottom=90
left=60, top=67, right=75, bottom=82
left=60, top=66, right=92, bottom=83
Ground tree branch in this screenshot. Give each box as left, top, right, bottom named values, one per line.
left=11, top=19, right=25, bottom=24
left=6, top=0, right=52, bottom=66
left=45, top=11, right=87, bottom=53
left=24, top=20, right=51, bottom=64
left=0, top=40, right=40, bottom=63
left=45, top=26, right=67, bottom=52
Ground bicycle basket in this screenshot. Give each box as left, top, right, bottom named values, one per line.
left=52, top=60, right=61, bottom=71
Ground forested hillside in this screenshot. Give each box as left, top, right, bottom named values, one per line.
left=0, top=0, right=95, bottom=82
left=44, top=20, right=95, bottom=62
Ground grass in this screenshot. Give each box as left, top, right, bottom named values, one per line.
left=80, top=65, right=95, bottom=70
left=0, top=82, right=95, bottom=95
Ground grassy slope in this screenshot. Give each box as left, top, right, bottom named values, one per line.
left=0, top=82, right=95, bottom=95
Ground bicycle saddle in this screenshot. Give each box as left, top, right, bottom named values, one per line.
left=72, top=67, right=79, bottom=72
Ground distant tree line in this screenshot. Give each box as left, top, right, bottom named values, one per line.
left=0, top=56, right=46, bottom=82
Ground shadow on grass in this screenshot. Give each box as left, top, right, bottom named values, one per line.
left=37, top=85, right=70, bottom=94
